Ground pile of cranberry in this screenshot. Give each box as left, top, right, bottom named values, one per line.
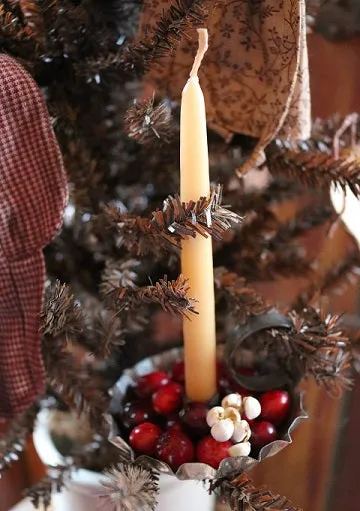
left=119, top=360, right=291, bottom=471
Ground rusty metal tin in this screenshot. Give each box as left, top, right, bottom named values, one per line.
left=109, top=347, right=308, bottom=481
left=225, top=311, right=304, bottom=392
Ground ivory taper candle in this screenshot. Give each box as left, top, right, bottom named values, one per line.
left=180, top=29, right=217, bottom=402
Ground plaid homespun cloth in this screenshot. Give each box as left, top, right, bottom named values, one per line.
left=139, top=0, right=311, bottom=172
left=0, top=54, right=68, bottom=418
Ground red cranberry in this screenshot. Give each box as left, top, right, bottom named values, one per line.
left=196, top=436, right=232, bottom=469
left=122, top=400, right=156, bottom=429
left=155, top=430, right=194, bottom=471
left=171, top=361, right=185, bottom=383
left=246, top=418, right=256, bottom=428
left=129, top=422, right=162, bottom=455
left=165, top=414, right=183, bottom=432
left=251, top=421, right=277, bottom=449
left=136, top=371, right=170, bottom=397
left=259, top=390, right=290, bottom=425
left=179, top=402, right=209, bottom=439
left=152, top=382, right=183, bottom=415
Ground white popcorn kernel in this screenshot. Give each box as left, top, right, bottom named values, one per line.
left=224, top=406, right=241, bottom=423
left=232, top=420, right=251, bottom=443
left=206, top=406, right=225, bottom=427
left=211, top=418, right=235, bottom=442
left=228, top=441, right=251, bottom=457
left=243, top=396, right=261, bottom=420
left=221, top=393, right=242, bottom=410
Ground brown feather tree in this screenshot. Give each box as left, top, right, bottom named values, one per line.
left=1, top=1, right=359, bottom=510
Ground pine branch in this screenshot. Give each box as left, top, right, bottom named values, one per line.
left=104, top=185, right=242, bottom=255
left=100, top=463, right=159, bottom=511
left=40, top=281, right=84, bottom=339
left=7, top=0, right=124, bottom=69
left=0, top=403, right=39, bottom=475
left=288, top=306, right=353, bottom=396
left=41, top=281, right=125, bottom=358
left=0, top=3, right=30, bottom=41
left=61, top=138, right=102, bottom=209
left=41, top=283, right=110, bottom=426
left=124, top=96, right=174, bottom=145
left=76, top=0, right=209, bottom=77
left=267, top=204, right=335, bottom=251
left=235, top=209, right=279, bottom=250
left=232, top=301, right=353, bottom=396
left=266, top=140, right=360, bottom=197
left=311, top=114, right=360, bottom=149
left=214, top=267, right=271, bottom=323
left=317, top=250, right=360, bottom=293
left=18, top=0, right=45, bottom=44
left=102, top=274, right=198, bottom=319
left=235, top=250, right=312, bottom=282
left=224, top=204, right=331, bottom=281
left=269, top=114, right=360, bottom=160
left=24, top=466, right=68, bottom=510
left=211, top=473, right=302, bottom=511
left=215, top=211, right=312, bottom=280
left=43, top=347, right=110, bottom=427
left=88, top=312, right=126, bottom=359
left=101, top=259, right=140, bottom=291
left=123, top=0, right=209, bottom=73
left=3, top=0, right=20, bottom=7
left=228, top=179, right=303, bottom=216
left=293, top=249, right=360, bottom=310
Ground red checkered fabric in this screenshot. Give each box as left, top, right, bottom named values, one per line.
left=0, top=54, right=68, bottom=418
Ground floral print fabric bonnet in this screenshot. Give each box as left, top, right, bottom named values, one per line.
left=139, top=0, right=311, bottom=172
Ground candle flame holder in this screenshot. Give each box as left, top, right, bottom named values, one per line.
left=108, top=346, right=308, bottom=481
left=224, top=310, right=304, bottom=392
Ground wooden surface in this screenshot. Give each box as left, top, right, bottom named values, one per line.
left=0, top=456, right=28, bottom=511
left=309, top=34, right=360, bottom=118
left=248, top=190, right=358, bottom=510
left=0, top=422, right=29, bottom=511
left=233, top=33, right=360, bottom=511
left=329, top=373, right=360, bottom=511
left=2, top=33, right=360, bottom=511
left=250, top=381, right=344, bottom=510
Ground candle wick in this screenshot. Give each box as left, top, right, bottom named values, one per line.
left=189, top=28, right=208, bottom=79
